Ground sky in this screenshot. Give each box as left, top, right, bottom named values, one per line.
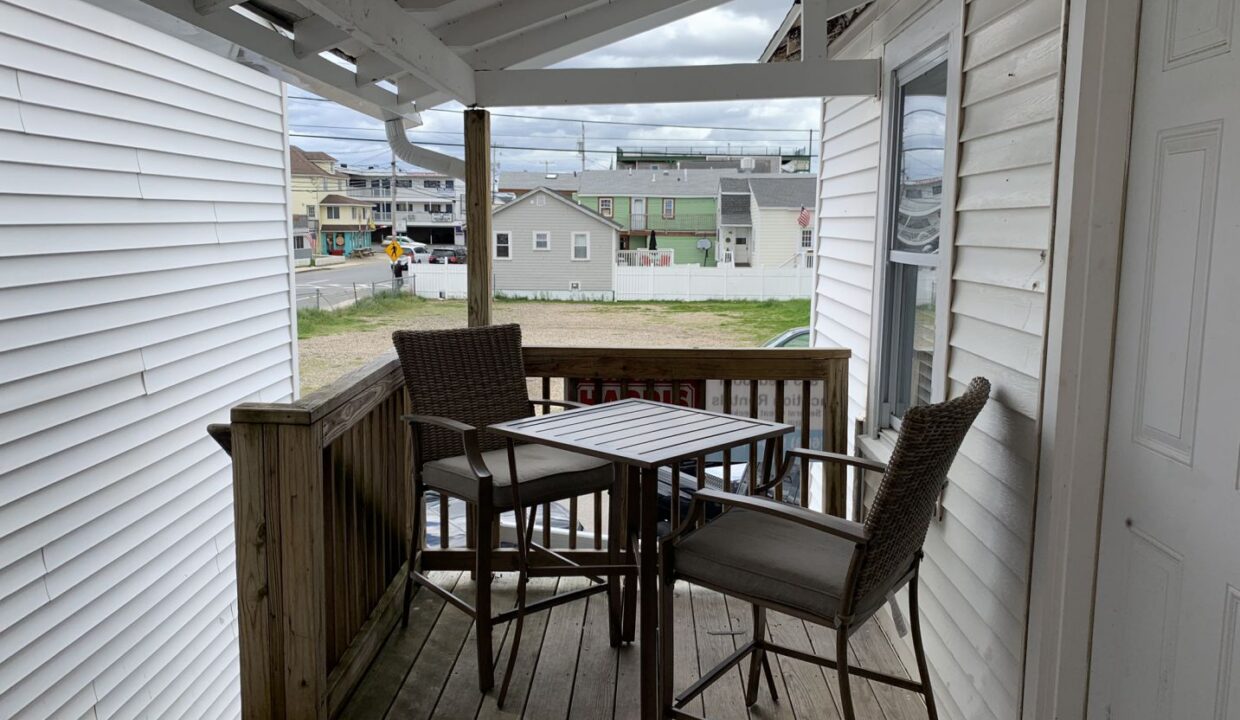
left=287, top=0, right=818, bottom=175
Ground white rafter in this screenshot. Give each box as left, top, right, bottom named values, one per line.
left=473, top=60, right=880, bottom=106
left=192, top=0, right=242, bottom=14
left=139, top=0, right=420, bottom=120
left=297, top=0, right=477, bottom=104
left=433, top=0, right=602, bottom=48
left=291, top=15, right=347, bottom=58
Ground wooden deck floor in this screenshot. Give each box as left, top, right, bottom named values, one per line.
left=339, top=571, right=930, bottom=720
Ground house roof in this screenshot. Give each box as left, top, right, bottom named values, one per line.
left=748, top=177, right=817, bottom=209
left=290, top=145, right=339, bottom=178
left=497, top=171, right=582, bottom=192
left=719, top=177, right=752, bottom=193
left=720, top=193, right=752, bottom=226
left=577, top=169, right=785, bottom=198
left=494, top=187, right=623, bottom=230
left=319, top=194, right=372, bottom=206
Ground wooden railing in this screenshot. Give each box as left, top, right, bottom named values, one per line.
left=227, top=346, right=849, bottom=719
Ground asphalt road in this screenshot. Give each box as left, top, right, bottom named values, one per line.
left=296, top=255, right=402, bottom=309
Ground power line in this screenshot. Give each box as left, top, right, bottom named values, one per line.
left=286, top=95, right=814, bottom=133
left=288, top=132, right=821, bottom=157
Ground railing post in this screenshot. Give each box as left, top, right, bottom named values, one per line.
left=231, top=407, right=327, bottom=720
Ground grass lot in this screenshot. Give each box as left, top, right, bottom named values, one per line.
left=296, top=297, right=811, bottom=394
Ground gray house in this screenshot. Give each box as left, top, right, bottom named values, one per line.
left=491, top=187, right=622, bottom=300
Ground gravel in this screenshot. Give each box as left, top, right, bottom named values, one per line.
left=298, top=300, right=762, bottom=395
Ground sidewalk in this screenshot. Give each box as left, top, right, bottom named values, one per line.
left=296, top=254, right=358, bottom=273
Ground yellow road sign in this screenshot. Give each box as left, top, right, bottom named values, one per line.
left=385, top=242, right=404, bottom=262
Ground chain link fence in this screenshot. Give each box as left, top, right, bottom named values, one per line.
left=296, top=277, right=418, bottom=311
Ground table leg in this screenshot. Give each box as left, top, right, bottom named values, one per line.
left=622, top=465, right=639, bottom=643
left=640, top=465, right=660, bottom=720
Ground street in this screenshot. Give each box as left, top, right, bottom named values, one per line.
left=296, top=253, right=396, bottom=309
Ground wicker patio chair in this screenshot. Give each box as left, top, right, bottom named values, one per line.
left=393, top=324, right=630, bottom=704
left=659, top=377, right=990, bottom=720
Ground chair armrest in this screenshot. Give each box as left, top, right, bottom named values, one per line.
left=529, top=397, right=588, bottom=410
left=788, top=447, right=887, bottom=475
left=401, top=413, right=492, bottom=479
left=693, top=488, right=869, bottom=545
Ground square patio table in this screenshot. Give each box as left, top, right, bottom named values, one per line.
left=490, top=398, right=793, bottom=719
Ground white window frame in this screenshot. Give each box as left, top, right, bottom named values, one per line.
left=326, top=206, right=340, bottom=220
left=800, top=228, right=813, bottom=250
left=662, top=198, right=675, bottom=219
left=869, top=18, right=961, bottom=435
left=494, top=230, right=512, bottom=260
left=599, top=197, right=614, bottom=217
left=571, top=231, right=590, bottom=261
left=532, top=230, right=551, bottom=251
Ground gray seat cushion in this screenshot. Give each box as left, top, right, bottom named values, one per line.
left=673, top=507, right=856, bottom=620
left=422, top=443, right=614, bottom=509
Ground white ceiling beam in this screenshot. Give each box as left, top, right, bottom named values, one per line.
left=473, top=60, right=880, bottom=106
left=354, top=52, right=401, bottom=86
left=193, top=0, right=242, bottom=14
left=297, top=0, right=477, bottom=104
left=292, top=15, right=348, bottom=58
left=433, top=0, right=602, bottom=48
left=396, top=0, right=456, bottom=9
left=136, top=0, right=419, bottom=120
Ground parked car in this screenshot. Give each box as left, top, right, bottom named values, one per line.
left=382, top=234, right=417, bottom=246
left=429, top=246, right=466, bottom=264
left=763, top=326, right=811, bottom=348
left=392, top=242, right=432, bottom=265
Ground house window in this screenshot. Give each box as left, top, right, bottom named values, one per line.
left=308, top=206, right=316, bottom=218
left=800, top=228, right=813, bottom=250
left=533, top=231, right=550, bottom=251
left=572, top=232, right=590, bottom=260
left=445, top=180, right=454, bottom=189
left=326, top=206, right=340, bottom=219
left=495, top=231, right=511, bottom=259
left=533, top=194, right=547, bottom=207
left=424, top=180, right=440, bottom=188
left=599, top=198, right=614, bottom=217
left=879, top=52, right=949, bottom=427
left=662, top=199, right=675, bottom=218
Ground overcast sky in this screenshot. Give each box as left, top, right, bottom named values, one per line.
left=288, top=0, right=818, bottom=174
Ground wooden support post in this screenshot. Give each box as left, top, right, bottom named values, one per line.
left=464, top=108, right=493, bottom=327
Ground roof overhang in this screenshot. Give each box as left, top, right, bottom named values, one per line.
left=95, top=0, right=880, bottom=174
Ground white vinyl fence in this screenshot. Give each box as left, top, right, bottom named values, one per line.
left=614, top=265, right=813, bottom=301
left=406, top=264, right=814, bottom=302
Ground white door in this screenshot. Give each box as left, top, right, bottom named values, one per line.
left=632, top=197, right=646, bottom=229
left=733, top=236, right=750, bottom=265
left=1088, top=1, right=1240, bottom=718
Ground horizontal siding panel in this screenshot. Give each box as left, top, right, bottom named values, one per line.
left=0, top=293, right=289, bottom=385
left=959, top=76, right=1059, bottom=141
left=0, top=130, right=140, bottom=172
left=950, top=378, right=1040, bottom=462
left=140, top=310, right=291, bottom=372
left=820, top=236, right=877, bottom=266
left=940, top=475, right=1031, bottom=580
left=949, top=314, right=1043, bottom=377
left=957, top=164, right=1055, bottom=210
left=948, top=348, right=1041, bottom=418
left=0, top=26, right=280, bottom=131
left=954, top=205, right=1052, bottom=248
left=142, top=328, right=292, bottom=394
left=922, top=536, right=1025, bottom=658
left=7, top=0, right=278, bottom=97
left=958, top=121, right=1057, bottom=175
left=816, top=217, right=875, bottom=242
left=821, top=117, right=882, bottom=160
left=819, top=255, right=874, bottom=291
left=0, top=161, right=140, bottom=198
left=964, top=0, right=1026, bottom=33
left=820, top=143, right=881, bottom=179
left=18, top=104, right=284, bottom=169
left=136, top=150, right=285, bottom=186
left=0, top=351, right=143, bottom=415
left=825, top=95, right=871, bottom=122
left=952, top=282, right=1045, bottom=334
left=964, top=0, right=1061, bottom=69
left=0, top=97, right=20, bottom=131
left=826, top=97, right=882, bottom=137
left=953, top=247, right=1048, bottom=291
left=138, top=175, right=286, bottom=204
left=820, top=166, right=880, bottom=197
left=919, top=579, right=1020, bottom=718
left=820, top=192, right=878, bottom=218
left=962, top=31, right=1060, bottom=106
left=0, top=195, right=217, bottom=226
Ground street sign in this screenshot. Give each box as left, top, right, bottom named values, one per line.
left=385, top=242, right=404, bottom=262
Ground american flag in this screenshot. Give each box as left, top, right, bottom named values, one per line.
left=797, top=206, right=812, bottom=227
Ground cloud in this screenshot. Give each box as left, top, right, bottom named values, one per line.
left=288, top=0, right=816, bottom=174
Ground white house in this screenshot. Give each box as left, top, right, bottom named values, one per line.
left=717, top=175, right=817, bottom=268
left=0, top=1, right=296, bottom=717
left=490, top=187, right=621, bottom=300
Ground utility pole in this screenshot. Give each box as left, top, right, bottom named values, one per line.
left=390, top=153, right=397, bottom=237
left=579, top=121, right=586, bottom=172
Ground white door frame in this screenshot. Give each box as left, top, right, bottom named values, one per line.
left=1022, top=0, right=1142, bottom=718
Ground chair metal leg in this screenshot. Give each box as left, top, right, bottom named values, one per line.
left=745, top=605, right=770, bottom=706
left=835, top=625, right=855, bottom=720
left=909, top=568, right=938, bottom=720
left=607, top=471, right=622, bottom=647
left=402, top=483, right=424, bottom=627
left=660, top=558, right=677, bottom=715
left=497, top=505, right=537, bottom=708
left=475, top=496, right=494, bottom=693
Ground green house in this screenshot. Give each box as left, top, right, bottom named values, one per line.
left=574, top=169, right=726, bottom=267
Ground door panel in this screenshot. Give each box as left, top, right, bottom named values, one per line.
left=1089, top=0, right=1240, bottom=718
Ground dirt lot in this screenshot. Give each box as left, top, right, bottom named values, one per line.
left=297, top=298, right=807, bottom=395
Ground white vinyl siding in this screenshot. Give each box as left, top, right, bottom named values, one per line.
left=0, top=2, right=294, bottom=718
left=491, top=190, right=616, bottom=295
left=811, top=1, right=1062, bottom=719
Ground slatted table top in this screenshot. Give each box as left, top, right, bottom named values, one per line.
left=489, top=399, right=791, bottom=467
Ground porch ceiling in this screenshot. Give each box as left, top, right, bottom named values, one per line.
left=101, top=0, right=879, bottom=136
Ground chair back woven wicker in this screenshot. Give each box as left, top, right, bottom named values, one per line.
left=392, top=324, right=532, bottom=464
left=853, top=377, right=990, bottom=604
